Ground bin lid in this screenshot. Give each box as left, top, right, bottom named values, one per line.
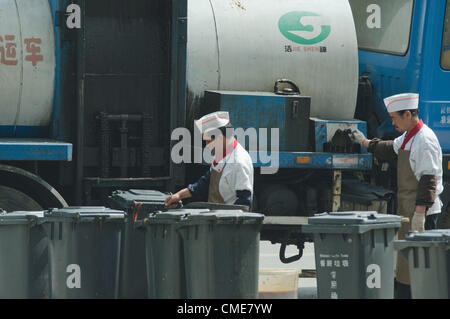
left=307, top=211, right=401, bottom=225
left=0, top=211, right=42, bottom=224
left=108, top=189, right=180, bottom=211
left=146, top=209, right=211, bottom=222
left=5, top=211, right=45, bottom=218
left=110, top=189, right=170, bottom=204
left=199, top=210, right=265, bottom=224
left=44, top=206, right=125, bottom=219
left=405, top=230, right=450, bottom=242
left=183, top=202, right=250, bottom=212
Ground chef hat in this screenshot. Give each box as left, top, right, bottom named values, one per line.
left=194, top=111, right=230, bottom=135
left=383, top=93, right=419, bottom=113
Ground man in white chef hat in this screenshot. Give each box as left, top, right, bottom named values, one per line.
left=165, top=111, right=254, bottom=209
left=350, top=93, right=443, bottom=299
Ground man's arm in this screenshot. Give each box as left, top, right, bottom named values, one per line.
left=230, top=163, right=253, bottom=208
left=165, top=170, right=211, bottom=208
left=187, top=169, right=211, bottom=202
left=164, top=188, right=192, bottom=209
left=234, top=190, right=252, bottom=207
left=367, top=138, right=396, bottom=162
left=351, top=130, right=396, bottom=161
left=413, top=143, right=441, bottom=211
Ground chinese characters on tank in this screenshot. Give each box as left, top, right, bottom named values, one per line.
left=0, top=36, right=44, bottom=67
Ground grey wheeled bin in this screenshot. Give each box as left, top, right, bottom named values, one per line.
left=42, top=207, right=125, bottom=299
left=196, top=211, right=264, bottom=299
left=136, top=209, right=209, bottom=299
left=302, top=211, right=402, bottom=299
left=177, top=212, right=217, bottom=299
left=0, top=212, right=39, bottom=298
left=108, top=189, right=177, bottom=299
left=6, top=211, right=49, bottom=299
left=394, top=230, right=450, bottom=299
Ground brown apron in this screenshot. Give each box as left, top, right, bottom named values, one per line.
left=395, top=149, right=419, bottom=285
left=208, top=167, right=225, bottom=203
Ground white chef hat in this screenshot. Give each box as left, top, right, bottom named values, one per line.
left=194, top=111, right=230, bottom=135
left=383, top=93, right=419, bottom=113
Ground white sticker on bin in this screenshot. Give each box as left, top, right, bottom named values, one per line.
left=66, top=264, right=81, bottom=289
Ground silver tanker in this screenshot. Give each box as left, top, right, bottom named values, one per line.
left=186, top=0, right=359, bottom=124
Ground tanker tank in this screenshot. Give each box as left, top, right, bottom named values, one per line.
left=186, top=0, right=359, bottom=126
left=0, top=0, right=55, bottom=137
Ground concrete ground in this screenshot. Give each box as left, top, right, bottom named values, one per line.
left=259, top=241, right=318, bottom=299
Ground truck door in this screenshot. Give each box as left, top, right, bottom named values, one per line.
left=419, top=0, right=450, bottom=153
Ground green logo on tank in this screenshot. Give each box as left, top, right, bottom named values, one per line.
left=278, top=11, right=331, bottom=45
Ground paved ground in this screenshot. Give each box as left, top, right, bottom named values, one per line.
left=259, top=240, right=318, bottom=299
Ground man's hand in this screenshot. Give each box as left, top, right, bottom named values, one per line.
left=349, top=129, right=368, bottom=146
left=411, top=211, right=425, bottom=232
left=165, top=193, right=181, bottom=209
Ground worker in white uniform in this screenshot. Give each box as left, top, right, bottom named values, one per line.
left=350, top=93, right=443, bottom=299
left=165, top=111, right=254, bottom=209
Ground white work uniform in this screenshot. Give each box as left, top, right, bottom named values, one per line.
left=393, top=124, right=443, bottom=215
left=210, top=142, right=254, bottom=205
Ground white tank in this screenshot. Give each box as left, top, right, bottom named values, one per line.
left=0, top=0, right=55, bottom=135
left=187, top=0, right=359, bottom=123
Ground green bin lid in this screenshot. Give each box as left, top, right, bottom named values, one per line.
left=44, top=206, right=125, bottom=219
left=405, top=230, right=450, bottom=242
left=308, top=211, right=402, bottom=225
left=146, top=209, right=211, bottom=223
left=183, top=202, right=249, bottom=212
left=199, top=210, right=265, bottom=224
left=5, top=211, right=45, bottom=218
left=110, top=189, right=170, bottom=204
left=108, top=189, right=180, bottom=211
left=0, top=211, right=42, bottom=224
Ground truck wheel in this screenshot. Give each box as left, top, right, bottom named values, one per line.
left=0, top=164, right=67, bottom=211
left=0, top=185, right=42, bottom=211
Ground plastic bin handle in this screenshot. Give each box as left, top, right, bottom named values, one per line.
left=279, top=243, right=302, bottom=264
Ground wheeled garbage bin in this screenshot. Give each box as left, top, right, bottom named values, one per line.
left=183, top=210, right=264, bottom=299
left=302, top=211, right=402, bottom=299
left=5, top=211, right=49, bottom=299
left=136, top=209, right=209, bottom=299
left=0, top=212, right=39, bottom=298
left=177, top=212, right=217, bottom=299
left=108, top=189, right=176, bottom=298
left=394, top=230, right=450, bottom=299
left=42, top=207, right=125, bottom=299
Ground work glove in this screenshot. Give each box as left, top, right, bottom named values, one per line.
left=411, top=212, right=425, bottom=232
left=349, top=129, right=366, bottom=144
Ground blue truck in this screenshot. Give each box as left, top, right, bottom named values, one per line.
left=0, top=0, right=448, bottom=261
left=188, top=0, right=450, bottom=260
left=351, top=0, right=450, bottom=228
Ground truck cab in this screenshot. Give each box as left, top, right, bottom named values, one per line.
left=349, top=0, right=450, bottom=226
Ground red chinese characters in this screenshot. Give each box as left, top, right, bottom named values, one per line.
left=0, top=36, right=44, bottom=67
left=0, top=35, right=18, bottom=66
left=24, top=37, right=44, bottom=67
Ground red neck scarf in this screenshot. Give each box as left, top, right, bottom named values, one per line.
left=400, top=119, right=423, bottom=150
left=213, top=138, right=238, bottom=167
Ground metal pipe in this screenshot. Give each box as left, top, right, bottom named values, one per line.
left=141, top=113, right=152, bottom=177
left=119, top=119, right=128, bottom=178
left=99, top=112, right=111, bottom=178
left=75, top=0, right=86, bottom=205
